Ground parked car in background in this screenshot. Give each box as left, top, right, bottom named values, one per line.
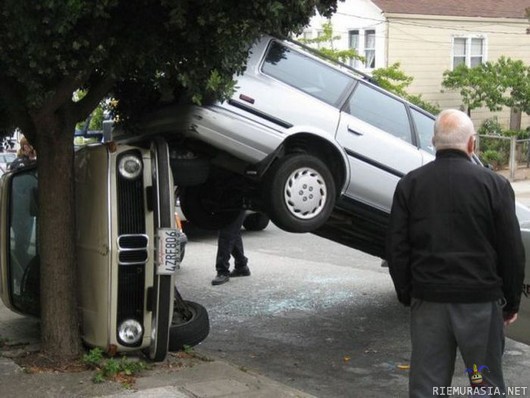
left=507, top=204, right=530, bottom=346
left=175, top=194, right=270, bottom=232
left=0, top=152, right=16, bottom=175
left=0, top=138, right=209, bottom=361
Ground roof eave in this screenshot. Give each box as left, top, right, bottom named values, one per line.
left=382, top=12, right=527, bottom=23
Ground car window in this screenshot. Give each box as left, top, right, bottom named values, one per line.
left=262, top=41, right=354, bottom=107
left=9, top=169, right=40, bottom=316
left=345, top=83, right=412, bottom=143
left=410, top=109, right=435, bottom=154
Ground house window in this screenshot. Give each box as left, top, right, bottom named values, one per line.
left=348, top=30, right=359, bottom=56
left=364, top=30, right=376, bottom=68
left=301, top=30, right=313, bottom=41
left=348, top=29, right=376, bottom=69
left=452, top=36, right=485, bottom=69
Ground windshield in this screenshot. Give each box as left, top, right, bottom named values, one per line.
left=9, top=168, right=39, bottom=316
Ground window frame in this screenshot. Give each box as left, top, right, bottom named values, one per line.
left=260, top=40, right=355, bottom=107
left=344, top=81, right=413, bottom=144
left=348, top=28, right=377, bottom=70
left=451, top=35, right=487, bottom=69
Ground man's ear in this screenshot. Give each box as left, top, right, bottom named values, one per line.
left=467, top=135, right=476, bottom=155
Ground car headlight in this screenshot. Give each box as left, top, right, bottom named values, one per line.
left=118, top=154, right=143, bottom=180
left=118, top=319, right=143, bottom=345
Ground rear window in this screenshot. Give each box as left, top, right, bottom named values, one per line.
left=262, top=41, right=353, bottom=107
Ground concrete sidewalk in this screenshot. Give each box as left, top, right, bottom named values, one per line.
left=0, top=304, right=315, bottom=398
left=512, top=178, right=530, bottom=207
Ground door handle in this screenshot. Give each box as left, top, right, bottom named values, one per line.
left=348, top=126, right=363, bottom=136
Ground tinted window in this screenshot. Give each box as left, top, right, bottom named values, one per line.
left=262, top=41, right=353, bottom=107
left=9, top=169, right=40, bottom=316
left=346, top=83, right=411, bottom=143
left=411, top=109, right=435, bottom=154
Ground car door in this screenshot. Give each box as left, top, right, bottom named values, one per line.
left=506, top=206, right=530, bottom=346
left=335, top=81, right=424, bottom=212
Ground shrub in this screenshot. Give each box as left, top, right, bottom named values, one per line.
left=480, top=149, right=503, bottom=170
left=478, top=117, right=502, bottom=136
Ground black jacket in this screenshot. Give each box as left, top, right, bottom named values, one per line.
left=386, top=149, right=525, bottom=313
left=8, top=155, right=35, bottom=171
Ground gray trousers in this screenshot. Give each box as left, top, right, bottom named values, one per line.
left=410, top=299, right=505, bottom=398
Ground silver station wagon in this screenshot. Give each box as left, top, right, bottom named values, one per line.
left=122, top=36, right=530, bottom=347
left=143, top=35, right=437, bottom=258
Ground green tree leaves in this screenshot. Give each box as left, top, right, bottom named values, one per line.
left=442, top=57, right=530, bottom=115
left=0, top=1, right=339, bottom=360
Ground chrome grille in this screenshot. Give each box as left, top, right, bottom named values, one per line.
left=116, top=151, right=145, bottom=234
left=116, top=150, right=147, bottom=347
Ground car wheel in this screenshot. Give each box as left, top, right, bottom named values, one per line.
left=168, top=300, right=210, bottom=351
left=243, top=212, right=270, bottom=231
left=179, top=184, right=240, bottom=230
left=263, top=154, right=335, bottom=233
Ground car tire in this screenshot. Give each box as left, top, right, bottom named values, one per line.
left=243, top=212, right=270, bottom=231
left=179, top=184, right=240, bottom=230
left=263, top=154, right=335, bottom=233
left=168, top=300, right=210, bottom=351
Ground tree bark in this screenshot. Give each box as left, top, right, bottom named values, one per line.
left=35, top=114, right=82, bottom=360
left=510, top=107, right=522, bottom=131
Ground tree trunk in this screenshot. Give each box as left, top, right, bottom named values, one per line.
left=35, top=116, right=82, bottom=360
left=510, top=107, right=521, bottom=131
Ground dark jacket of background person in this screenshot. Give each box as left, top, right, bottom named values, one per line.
left=386, top=149, right=525, bottom=315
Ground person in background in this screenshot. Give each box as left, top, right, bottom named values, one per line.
left=386, top=109, right=525, bottom=397
left=8, top=136, right=36, bottom=171
left=211, top=210, right=250, bottom=285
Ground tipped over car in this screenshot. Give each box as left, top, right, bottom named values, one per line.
left=135, top=35, right=442, bottom=257
left=0, top=137, right=209, bottom=361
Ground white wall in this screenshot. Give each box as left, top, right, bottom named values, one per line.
left=303, top=0, right=387, bottom=71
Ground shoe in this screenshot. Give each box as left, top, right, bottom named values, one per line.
left=229, top=266, right=251, bottom=277
left=212, top=274, right=229, bottom=285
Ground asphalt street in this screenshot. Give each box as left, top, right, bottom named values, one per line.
left=176, top=220, right=530, bottom=397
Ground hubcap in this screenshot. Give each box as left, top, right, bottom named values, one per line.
left=284, top=167, right=327, bottom=219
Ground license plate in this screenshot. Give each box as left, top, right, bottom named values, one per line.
left=157, top=228, right=181, bottom=275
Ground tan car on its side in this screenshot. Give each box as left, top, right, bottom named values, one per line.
left=0, top=137, right=209, bottom=361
